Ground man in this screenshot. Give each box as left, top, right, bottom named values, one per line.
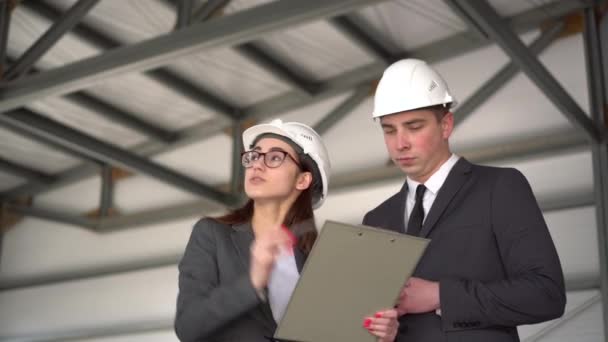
left=362, top=58, right=566, bottom=341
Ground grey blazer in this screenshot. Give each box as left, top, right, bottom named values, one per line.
left=363, top=158, right=566, bottom=342
left=175, top=218, right=306, bottom=342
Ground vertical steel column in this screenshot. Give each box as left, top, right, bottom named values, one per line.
left=175, top=0, right=194, bottom=29
left=231, top=120, right=245, bottom=204
left=99, top=165, right=113, bottom=217
left=192, top=0, right=230, bottom=22
left=0, top=0, right=11, bottom=78
left=583, top=5, right=608, bottom=339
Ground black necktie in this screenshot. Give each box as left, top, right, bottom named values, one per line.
left=407, top=184, right=426, bottom=236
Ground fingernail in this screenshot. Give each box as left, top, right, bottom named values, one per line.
left=363, top=318, right=372, bottom=328
left=375, top=312, right=382, bottom=318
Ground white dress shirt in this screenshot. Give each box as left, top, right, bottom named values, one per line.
left=267, top=249, right=299, bottom=323
left=404, top=154, right=460, bottom=228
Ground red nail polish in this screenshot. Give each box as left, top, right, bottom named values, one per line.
left=363, top=318, right=372, bottom=328
left=375, top=312, right=382, bottom=318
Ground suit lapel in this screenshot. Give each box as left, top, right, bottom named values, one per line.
left=389, top=182, right=409, bottom=233
left=231, top=222, right=276, bottom=330
left=295, top=247, right=306, bottom=273
left=419, top=158, right=472, bottom=238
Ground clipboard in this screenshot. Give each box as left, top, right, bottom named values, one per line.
left=273, top=220, right=429, bottom=342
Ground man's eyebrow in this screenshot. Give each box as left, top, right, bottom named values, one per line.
left=404, top=118, right=425, bottom=125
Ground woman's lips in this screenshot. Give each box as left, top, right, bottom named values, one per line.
left=249, top=176, right=266, bottom=184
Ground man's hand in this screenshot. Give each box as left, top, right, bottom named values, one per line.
left=396, top=277, right=440, bottom=316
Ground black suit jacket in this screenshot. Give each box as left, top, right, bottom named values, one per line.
left=175, top=218, right=306, bottom=342
left=363, top=158, right=566, bottom=342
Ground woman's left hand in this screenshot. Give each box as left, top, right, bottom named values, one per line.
left=363, top=308, right=399, bottom=341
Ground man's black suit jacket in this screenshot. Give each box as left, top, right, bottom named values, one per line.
left=363, top=158, right=566, bottom=342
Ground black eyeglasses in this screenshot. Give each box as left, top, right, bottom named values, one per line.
left=241, top=150, right=301, bottom=169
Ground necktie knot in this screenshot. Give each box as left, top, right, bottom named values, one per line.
left=415, top=184, right=426, bottom=201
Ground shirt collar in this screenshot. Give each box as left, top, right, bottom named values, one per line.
left=406, top=154, right=460, bottom=196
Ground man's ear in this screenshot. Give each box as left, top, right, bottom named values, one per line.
left=295, top=172, right=313, bottom=191
left=441, top=111, right=454, bottom=139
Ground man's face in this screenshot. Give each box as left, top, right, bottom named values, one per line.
left=380, top=108, right=453, bottom=183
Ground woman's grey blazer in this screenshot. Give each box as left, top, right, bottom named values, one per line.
left=175, top=218, right=306, bottom=342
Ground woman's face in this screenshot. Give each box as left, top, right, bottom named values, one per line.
left=244, top=137, right=311, bottom=204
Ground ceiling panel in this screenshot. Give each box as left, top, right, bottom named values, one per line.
left=260, top=21, right=376, bottom=81
left=85, top=73, right=218, bottom=131
left=0, top=127, right=80, bottom=174
left=27, top=98, right=147, bottom=149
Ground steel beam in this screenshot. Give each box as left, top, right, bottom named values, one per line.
left=313, top=85, right=370, bottom=136
left=22, top=0, right=240, bottom=121
left=0, top=186, right=596, bottom=291
left=0, top=283, right=599, bottom=342
left=0, top=115, right=102, bottom=165
left=230, top=120, right=244, bottom=196
left=0, top=157, right=55, bottom=185
left=443, top=0, right=489, bottom=40
left=6, top=128, right=590, bottom=233
left=453, top=0, right=602, bottom=142
left=0, top=253, right=180, bottom=290
left=6, top=204, right=97, bottom=230
left=0, top=0, right=10, bottom=77
left=454, top=21, right=564, bottom=126
left=417, top=0, right=599, bottom=63
left=0, top=110, right=236, bottom=207
left=1, top=320, right=174, bottom=342
left=63, top=92, right=178, bottom=143
left=583, top=5, right=608, bottom=339
left=330, top=129, right=589, bottom=192
left=192, top=0, right=230, bottom=22
left=143, top=69, right=239, bottom=120
left=235, top=42, right=318, bottom=95
left=7, top=57, right=178, bottom=142
left=4, top=0, right=100, bottom=80
left=99, top=165, right=113, bottom=217
left=0, top=0, right=386, bottom=112
left=3, top=1, right=596, bottom=200
left=330, top=14, right=396, bottom=65
left=175, top=0, right=194, bottom=29
left=523, top=293, right=602, bottom=342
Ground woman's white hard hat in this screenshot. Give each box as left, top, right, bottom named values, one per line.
left=242, top=119, right=331, bottom=209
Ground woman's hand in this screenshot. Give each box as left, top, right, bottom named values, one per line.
left=363, top=308, right=399, bottom=341
left=249, top=226, right=293, bottom=291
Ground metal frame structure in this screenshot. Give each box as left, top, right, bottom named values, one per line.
left=583, top=4, right=608, bottom=336
left=0, top=0, right=606, bottom=340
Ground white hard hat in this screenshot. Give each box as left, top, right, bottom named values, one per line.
left=373, top=58, right=457, bottom=119
left=242, top=119, right=331, bottom=209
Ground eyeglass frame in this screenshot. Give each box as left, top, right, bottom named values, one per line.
left=241, top=149, right=303, bottom=169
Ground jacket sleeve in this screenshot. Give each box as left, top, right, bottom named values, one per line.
left=440, top=168, right=566, bottom=331
left=174, top=219, right=262, bottom=342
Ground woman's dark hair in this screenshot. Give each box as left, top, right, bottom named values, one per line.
left=211, top=136, right=318, bottom=254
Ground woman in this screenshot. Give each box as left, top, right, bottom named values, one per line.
left=175, top=119, right=398, bottom=341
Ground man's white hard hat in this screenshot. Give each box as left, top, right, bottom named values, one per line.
left=373, top=58, right=457, bottom=119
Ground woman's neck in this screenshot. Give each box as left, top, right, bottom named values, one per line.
left=251, top=199, right=293, bottom=235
